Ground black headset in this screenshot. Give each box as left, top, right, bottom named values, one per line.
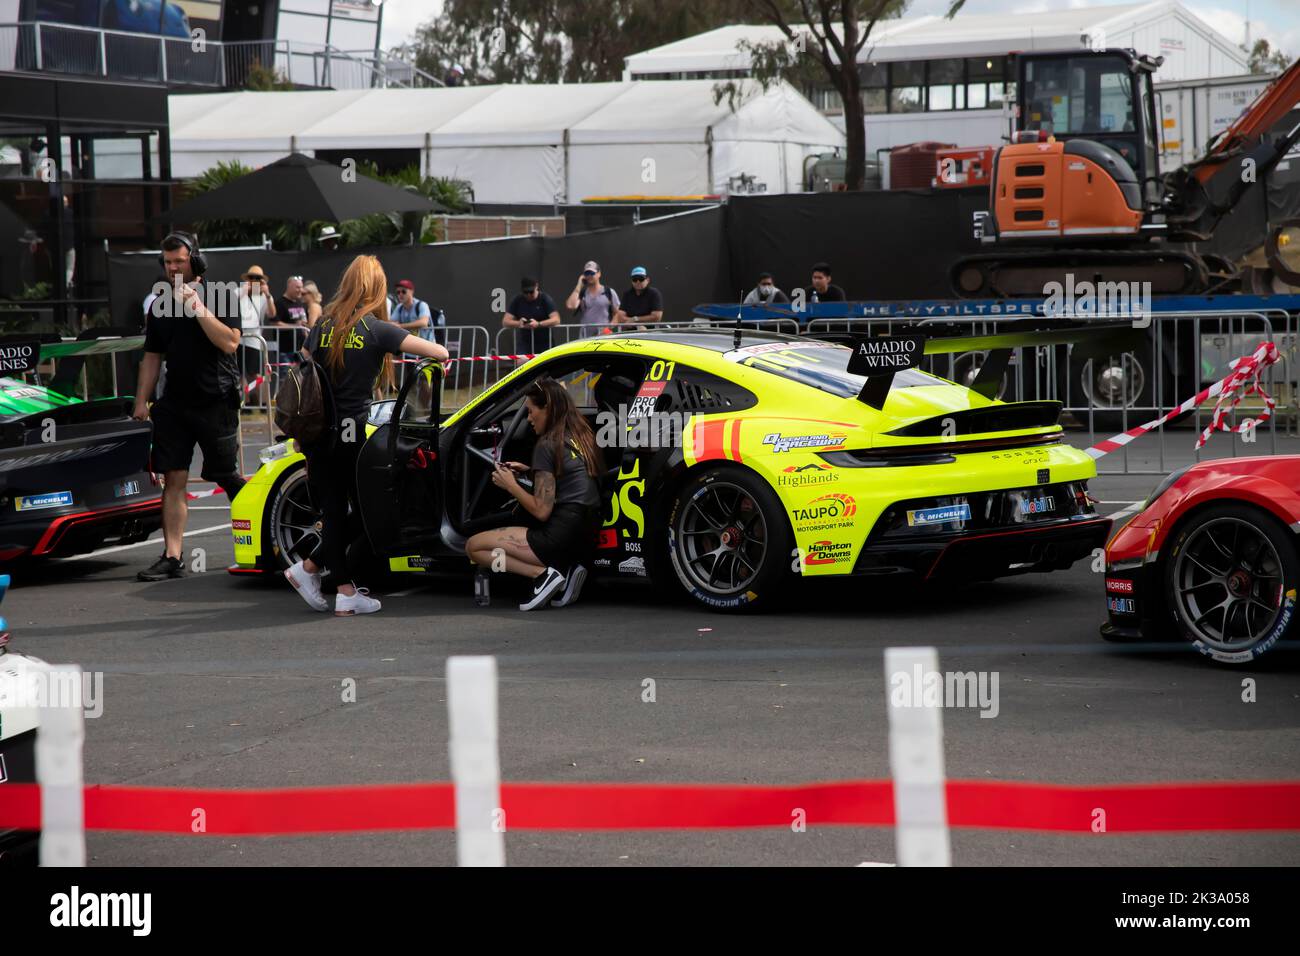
left=158, top=230, right=207, bottom=277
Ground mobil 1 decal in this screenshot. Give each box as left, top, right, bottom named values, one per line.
left=847, top=331, right=926, bottom=409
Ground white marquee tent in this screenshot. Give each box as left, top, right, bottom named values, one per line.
left=165, top=80, right=844, bottom=203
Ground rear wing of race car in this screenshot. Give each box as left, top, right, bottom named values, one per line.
left=1, top=335, right=146, bottom=376
left=823, top=320, right=1144, bottom=409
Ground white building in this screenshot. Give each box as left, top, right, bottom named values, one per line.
left=624, top=1, right=1251, bottom=152
left=164, top=80, right=845, bottom=203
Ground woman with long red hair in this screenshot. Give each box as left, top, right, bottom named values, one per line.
left=284, top=255, right=448, bottom=616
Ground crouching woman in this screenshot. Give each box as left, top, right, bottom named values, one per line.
left=467, top=377, right=602, bottom=610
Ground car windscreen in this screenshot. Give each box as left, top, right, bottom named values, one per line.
left=723, top=341, right=947, bottom=398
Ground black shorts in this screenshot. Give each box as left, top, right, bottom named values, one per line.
left=149, top=398, right=241, bottom=480
left=526, top=503, right=600, bottom=570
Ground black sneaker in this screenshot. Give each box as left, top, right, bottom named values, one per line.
left=550, top=564, right=588, bottom=608
left=137, top=555, right=185, bottom=582
left=519, top=567, right=565, bottom=611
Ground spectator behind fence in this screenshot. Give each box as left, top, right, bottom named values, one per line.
left=803, top=262, right=846, bottom=304
left=274, top=275, right=311, bottom=374
left=283, top=255, right=450, bottom=617
left=237, top=265, right=276, bottom=386
left=302, top=280, right=323, bottom=327
left=132, top=231, right=244, bottom=582
left=391, top=278, right=447, bottom=344
left=317, top=225, right=341, bottom=251
left=615, top=266, right=663, bottom=328
left=504, top=277, right=560, bottom=357
left=565, top=260, right=619, bottom=333
left=742, top=272, right=790, bottom=305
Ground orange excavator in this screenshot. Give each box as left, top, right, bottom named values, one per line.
left=953, top=48, right=1300, bottom=297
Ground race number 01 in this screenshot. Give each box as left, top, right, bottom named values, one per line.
left=648, top=360, right=675, bottom=381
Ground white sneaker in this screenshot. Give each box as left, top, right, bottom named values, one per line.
left=549, top=564, right=588, bottom=608
left=284, top=560, right=329, bottom=612
left=519, top=567, right=565, bottom=611
left=335, top=587, right=381, bottom=616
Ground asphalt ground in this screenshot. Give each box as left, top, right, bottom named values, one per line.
left=3, top=429, right=1299, bottom=867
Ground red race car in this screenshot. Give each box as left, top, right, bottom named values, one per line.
left=1102, top=456, right=1300, bottom=664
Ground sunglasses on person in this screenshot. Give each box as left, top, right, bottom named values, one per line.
left=582, top=270, right=596, bottom=277
left=631, top=276, right=648, bottom=283
left=523, top=287, right=538, bottom=295
left=289, top=275, right=303, bottom=282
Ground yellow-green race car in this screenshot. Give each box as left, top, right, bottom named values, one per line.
left=227, top=326, right=1113, bottom=611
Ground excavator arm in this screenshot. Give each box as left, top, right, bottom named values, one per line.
left=1165, top=57, right=1300, bottom=240
left=1192, top=56, right=1300, bottom=185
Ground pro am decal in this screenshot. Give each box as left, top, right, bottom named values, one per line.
left=15, top=491, right=73, bottom=512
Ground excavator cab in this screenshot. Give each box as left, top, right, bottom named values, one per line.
left=958, top=45, right=1300, bottom=298
left=1017, top=49, right=1161, bottom=197
left=983, top=49, right=1162, bottom=249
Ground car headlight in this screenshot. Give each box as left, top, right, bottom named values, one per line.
left=258, top=440, right=296, bottom=465
left=1142, top=465, right=1191, bottom=510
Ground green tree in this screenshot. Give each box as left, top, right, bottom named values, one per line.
left=719, top=0, right=965, bottom=191
left=1247, top=38, right=1292, bottom=75
left=401, top=0, right=754, bottom=84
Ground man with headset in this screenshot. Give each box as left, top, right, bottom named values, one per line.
left=132, top=231, right=244, bottom=582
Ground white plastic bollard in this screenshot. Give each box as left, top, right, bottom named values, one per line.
left=447, top=656, right=505, bottom=867
left=884, top=647, right=951, bottom=867
left=37, top=663, right=86, bottom=867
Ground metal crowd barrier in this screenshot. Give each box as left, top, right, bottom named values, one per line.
left=238, top=332, right=274, bottom=476
left=810, top=312, right=1291, bottom=476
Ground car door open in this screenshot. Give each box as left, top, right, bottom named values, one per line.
left=356, top=359, right=444, bottom=557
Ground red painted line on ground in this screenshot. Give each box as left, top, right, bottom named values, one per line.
left=1, top=779, right=1297, bottom=835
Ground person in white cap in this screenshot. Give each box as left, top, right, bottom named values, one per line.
left=317, top=225, right=341, bottom=251
left=445, top=63, right=465, bottom=87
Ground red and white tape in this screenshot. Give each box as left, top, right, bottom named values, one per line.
left=1085, top=341, right=1280, bottom=459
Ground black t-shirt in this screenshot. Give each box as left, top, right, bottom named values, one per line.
left=509, top=292, right=557, bottom=354
left=307, top=315, right=408, bottom=428
left=621, top=286, right=663, bottom=319
left=143, top=280, right=241, bottom=404
left=508, top=292, right=557, bottom=323
left=277, top=296, right=309, bottom=327
left=532, top=433, right=599, bottom=508
left=804, top=283, right=847, bottom=303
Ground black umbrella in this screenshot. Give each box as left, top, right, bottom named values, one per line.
left=165, top=152, right=437, bottom=224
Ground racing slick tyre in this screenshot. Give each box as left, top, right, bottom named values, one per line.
left=265, top=464, right=320, bottom=573
left=1164, top=503, right=1299, bottom=664
left=265, top=463, right=382, bottom=577
left=667, top=465, right=793, bottom=612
